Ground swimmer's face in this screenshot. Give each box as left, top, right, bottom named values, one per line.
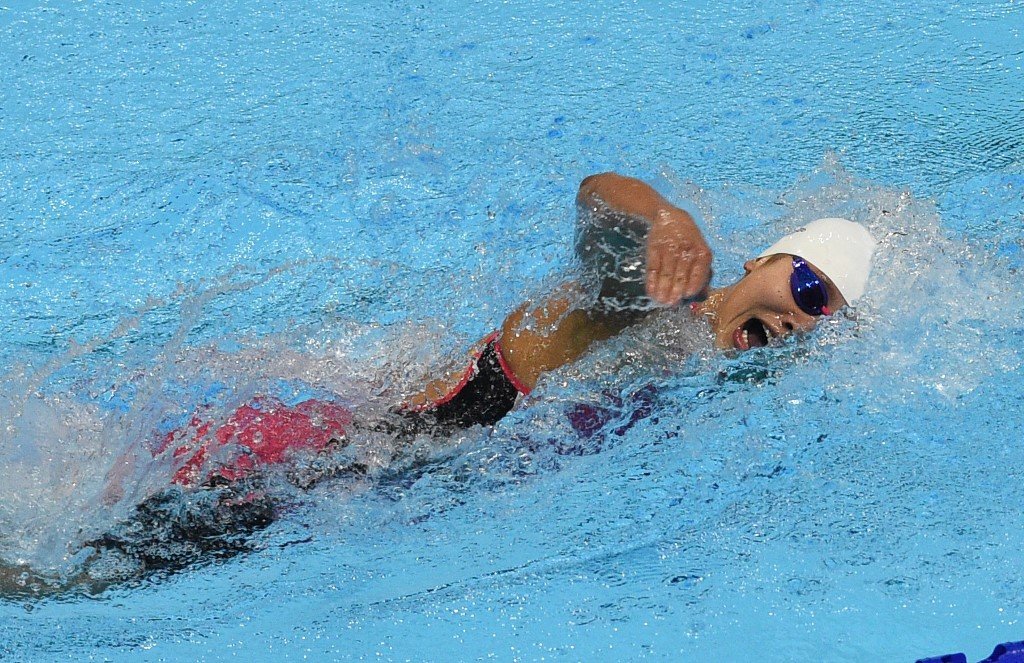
left=705, top=254, right=847, bottom=351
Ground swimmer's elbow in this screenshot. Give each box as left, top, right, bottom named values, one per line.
left=577, top=172, right=626, bottom=206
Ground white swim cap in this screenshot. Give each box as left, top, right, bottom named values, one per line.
left=757, top=218, right=876, bottom=303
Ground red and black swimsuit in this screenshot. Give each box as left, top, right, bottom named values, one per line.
left=91, top=337, right=589, bottom=577
left=398, top=331, right=530, bottom=434
left=158, top=331, right=529, bottom=489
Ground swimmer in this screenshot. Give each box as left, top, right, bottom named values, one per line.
left=2, top=173, right=875, bottom=595
left=399, top=172, right=876, bottom=434
left=157, top=172, right=875, bottom=471
left=120, top=172, right=876, bottom=488
left=116, top=172, right=872, bottom=487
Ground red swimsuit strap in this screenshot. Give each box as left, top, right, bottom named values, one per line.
left=491, top=334, right=531, bottom=396
left=404, top=330, right=530, bottom=413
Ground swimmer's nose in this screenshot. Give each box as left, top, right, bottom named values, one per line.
left=796, top=314, right=820, bottom=333
left=781, top=311, right=817, bottom=334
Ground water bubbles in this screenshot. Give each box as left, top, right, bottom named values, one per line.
left=2, top=155, right=1022, bottom=618
left=0, top=263, right=463, bottom=586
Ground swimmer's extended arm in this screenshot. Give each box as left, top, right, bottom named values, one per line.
left=408, top=174, right=713, bottom=402
left=497, top=175, right=713, bottom=390
left=576, top=172, right=711, bottom=309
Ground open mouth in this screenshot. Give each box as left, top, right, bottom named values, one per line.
left=733, top=318, right=770, bottom=350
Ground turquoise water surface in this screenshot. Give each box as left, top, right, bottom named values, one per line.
left=2, top=0, right=1024, bottom=660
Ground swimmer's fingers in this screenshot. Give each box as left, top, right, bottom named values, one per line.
left=648, top=238, right=688, bottom=304
left=677, top=223, right=713, bottom=302
left=645, top=235, right=666, bottom=301
left=683, top=247, right=713, bottom=301
left=666, top=264, right=692, bottom=306
left=664, top=244, right=710, bottom=305
left=646, top=233, right=680, bottom=304
left=646, top=210, right=712, bottom=305
left=656, top=248, right=682, bottom=304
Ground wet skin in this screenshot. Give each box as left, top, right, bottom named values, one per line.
left=1, top=175, right=851, bottom=600
left=409, top=173, right=846, bottom=403
left=694, top=253, right=847, bottom=351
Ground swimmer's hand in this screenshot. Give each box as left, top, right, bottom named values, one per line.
left=645, top=208, right=712, bottom=306
left=577, top=172, right=713, bottom=308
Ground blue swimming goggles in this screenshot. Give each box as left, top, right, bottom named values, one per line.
left=790, top=256, right=832, bottom=316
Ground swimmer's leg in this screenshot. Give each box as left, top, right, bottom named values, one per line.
left=82, top=482, right=275, bottom=577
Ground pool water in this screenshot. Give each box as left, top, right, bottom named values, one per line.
left=2, top=0, right=1023, bottom=660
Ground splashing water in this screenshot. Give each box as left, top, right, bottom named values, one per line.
left=0, top=262, right=460, bottom=585
left=3, top=157, right=1019, bottom=603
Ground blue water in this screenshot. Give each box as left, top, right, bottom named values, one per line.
left=2, top=0, right=1024, bottom=660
